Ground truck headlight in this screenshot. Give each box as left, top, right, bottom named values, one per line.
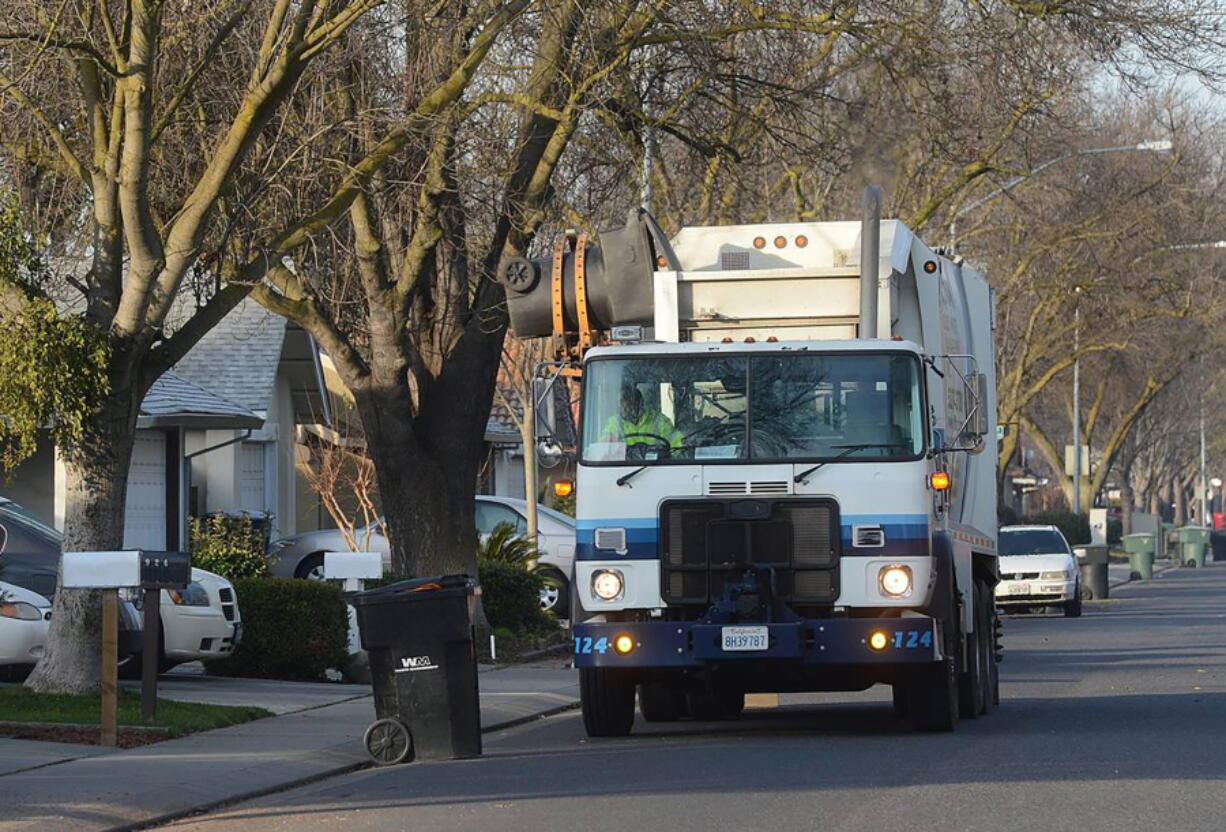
left=591, top=569, right=625, bottom=602
left=878, top=565, right=913, bottom=598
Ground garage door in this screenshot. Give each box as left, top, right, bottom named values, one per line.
left=124, top=431, right=166, bottom=550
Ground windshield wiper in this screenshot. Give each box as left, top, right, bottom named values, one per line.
left=617, top=465, right=648, bottom=487
left=793, top=442, right=906, bottom=484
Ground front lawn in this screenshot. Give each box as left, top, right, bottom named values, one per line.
left=0, top=685, right=270, bottom=740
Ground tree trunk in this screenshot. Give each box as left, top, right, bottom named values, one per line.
left=356, top=378, right=492, bottom=578
left=1174, top=481, right=1187, bottom=526
left=24, top=393, right=138, bottom=695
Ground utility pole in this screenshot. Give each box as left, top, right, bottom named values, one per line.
left=1200, top=355, right=1207, bottom=527
left=524, top=378, right=538, bottom=541
left=1072, top=290, right=1082, bottom=515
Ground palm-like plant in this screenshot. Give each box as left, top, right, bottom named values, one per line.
left=477, top=522, right=541, bottom=569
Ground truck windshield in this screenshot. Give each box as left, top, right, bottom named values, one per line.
left=581, top=352, right=924, bottom=464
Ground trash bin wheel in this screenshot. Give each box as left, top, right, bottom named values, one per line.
left=364, top=718, right=412, bottom=765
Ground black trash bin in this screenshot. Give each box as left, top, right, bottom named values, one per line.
left=351, top=575, right=480, bottom=765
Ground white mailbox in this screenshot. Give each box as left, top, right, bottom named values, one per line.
left=61, top=551, right=141, bottom=589
left=325, top=551, right=384, bottom=593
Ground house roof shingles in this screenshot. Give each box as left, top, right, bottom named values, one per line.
left=139, top=371, right=262, bottom=429
left=171, top=298, right=287, bottom=415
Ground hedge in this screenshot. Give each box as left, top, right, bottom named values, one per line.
left=205, top=578, right=349, bottom=681
left=1022, top=510, right=1091, bottom=546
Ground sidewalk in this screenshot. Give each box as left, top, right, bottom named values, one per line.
left=0, top=657, right=578, bottom=832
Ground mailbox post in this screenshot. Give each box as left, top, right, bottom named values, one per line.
left=61, top=550, right=190, bottom=743
left=138, top=552, right=192, bottom=722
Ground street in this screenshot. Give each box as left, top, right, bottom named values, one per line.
left=162, top=565, right=1226, bottom=832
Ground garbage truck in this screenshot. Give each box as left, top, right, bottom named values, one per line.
left=501, top=188, right=1000, bottom=735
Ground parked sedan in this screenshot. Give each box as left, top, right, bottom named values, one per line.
left=267, top=495, right=577, bottom=615
left=996, top=524, right=1082, bottom=617
left=0, top=579, right=51, bottom=671
left=0, top=497, right=238, bottom=672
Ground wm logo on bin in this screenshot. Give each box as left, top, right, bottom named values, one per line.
left=395, top=655, right=439, bottom=673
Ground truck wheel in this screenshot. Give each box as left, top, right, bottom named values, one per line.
left=891, top=684, right=909, bottom=717
left=686, top=688, right=744, bottom=721
left=580, top=668, right=636, bottom=737
left=639, top=683, right=686, bottom=722
left=908, top=656, right=958, bottom=731
left=958, top=615, right=984, bottom=720
left=978, top=581, right=998, bottom=715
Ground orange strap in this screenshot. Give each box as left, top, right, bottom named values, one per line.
left=550, top=235, right=567, bottom=345
left=574, top=233, right=593, bottom=351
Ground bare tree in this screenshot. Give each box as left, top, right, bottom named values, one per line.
left=0, top=0, right=387, bottom=694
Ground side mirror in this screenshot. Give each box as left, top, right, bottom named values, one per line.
left=972, top=372, right=990, bottom=437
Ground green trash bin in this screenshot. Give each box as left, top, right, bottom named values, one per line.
left=1176, top=526, right=1210, bottom=569
left=1122, top=533, right=1156, bottom=580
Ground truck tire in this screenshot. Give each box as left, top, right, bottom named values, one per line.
left=907, top=656, right=958, bottom=731
left=686, top=688, right=744, bottom=721
left=909, top=574, right=960, bottom=731
left=639, top=683, right=687, bottom=722
left=891, top=684, right=909, bottom=717
left=978, top=581, right=998, bottom=714
left=580, top=668, right=636, bottom=737
left=959, top=580, right=989, bottom=719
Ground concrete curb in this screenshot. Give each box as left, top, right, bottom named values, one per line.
left=117, top=696, right=580, bottom=832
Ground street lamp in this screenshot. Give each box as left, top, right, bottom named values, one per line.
left=948, top=139, right=1173, bottom=251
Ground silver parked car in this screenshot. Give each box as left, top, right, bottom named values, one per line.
left=267, top=495, right=577, bottom=615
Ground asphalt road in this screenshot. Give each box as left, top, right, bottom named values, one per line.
left=164, top=564, right=1226, bottom=832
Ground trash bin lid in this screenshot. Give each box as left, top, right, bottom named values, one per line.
left=351, top=573, right=476, bottom=607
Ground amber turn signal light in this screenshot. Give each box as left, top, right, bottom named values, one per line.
left=553, top=479, right=574, bottom=498
left=930, top=471, right=950, bottom=491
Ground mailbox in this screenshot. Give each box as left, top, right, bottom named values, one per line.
left=62, top=551, right=141, bottom=589
left=324, top=551, right=384, bottom=581
left=140, top=551, right=192, bottom=589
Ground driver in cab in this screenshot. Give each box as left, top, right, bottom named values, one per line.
left=603, top=385, right=684, bottom=455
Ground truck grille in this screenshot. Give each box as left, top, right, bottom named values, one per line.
left=660, top=498, right=840, bottom=606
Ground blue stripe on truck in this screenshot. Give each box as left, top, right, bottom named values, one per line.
left=575, top=513, right=930, bottom=560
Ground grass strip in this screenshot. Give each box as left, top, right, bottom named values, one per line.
left=0, top=686, right=270, bottom=737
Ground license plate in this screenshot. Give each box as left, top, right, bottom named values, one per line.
left=721, top=626, right=769, bottom=652
left=1004, top=583, right=1030, bottom=596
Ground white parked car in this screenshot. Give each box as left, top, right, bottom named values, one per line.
left=267, top=495, right=577, bottom=616
left=996, top=525, right=1082, bottom=617
left=0, top=497, right=241, bottom=674
left=0, top=579, right=51, bottom=670
left=150, top=568, right=242, bottom=672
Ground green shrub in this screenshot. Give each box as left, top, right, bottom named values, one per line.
left=205, top=578, right=349, bottom=681
left=478, top=561, right=553, bottom=633
left=190, top=514, right=269, bottom=579
left=1024, top=510, right=1091, bottom=546
left=478, top=522, right=539, bottom=566
left=1106, top=517, right=1123, bottom=545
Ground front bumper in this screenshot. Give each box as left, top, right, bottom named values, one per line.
left=0, top=616, right=49, bottom=665
left=162, top=604, right=242, bottom=662
left=995, top=578, right=1076, bottom=605
left=572, top=617, right=942, bottom=668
